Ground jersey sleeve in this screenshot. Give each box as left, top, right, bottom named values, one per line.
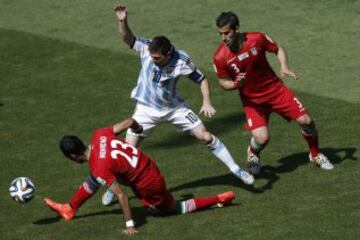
left=92, top=166, right=116, bottom=187
left=261, top=33, right=278, bottom=53
left=94, top=126, right=114, bottom=136
left=213, top=54, right=230, bottom=79
left=179, top=51, right=205, bottom=83
left=132, top=37, right=151, bottom=57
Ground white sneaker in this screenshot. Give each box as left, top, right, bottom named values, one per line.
left=234, top=168, right=254, bottom=185
left=102, top=189, right=115, bottom=206
left=309, top=153, right=334, bottom=170
left=247, top=147, right=261, bottom=175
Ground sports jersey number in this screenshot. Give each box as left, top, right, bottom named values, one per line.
left=110, top=140, right=138, bottom=168
left=231, top=63, right=240, bottom=73
left=185, top=112, right=199, bottom=124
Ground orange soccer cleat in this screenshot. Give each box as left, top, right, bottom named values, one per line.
left=44, top=197, right=75, bottom=221
left=216, top=191, right=235, bottom=207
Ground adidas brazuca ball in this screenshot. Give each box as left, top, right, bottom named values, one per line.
left=9, top=177, right=36, bottom=203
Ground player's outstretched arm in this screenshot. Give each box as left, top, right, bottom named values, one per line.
left=114, top=4, right=135, bottom=47
left=113, top=118, right=143, bottom=135
left=218, top=78, right=241, bottom=91
left=277, top=46, right=298, bottom=80
left=110, top=183, right=138, bottom=235
left=199, top=78, right=216, bottom=117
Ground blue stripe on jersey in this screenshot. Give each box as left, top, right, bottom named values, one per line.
left=134, top=81, right=143, bottom=99
left=136, top=37, right=151, bottom=45
left=178, top=52, right=190, bottom=61
left=154, top=81, right=163, bottom=110
left=160, top=79, right=170, bottom=108
left=144, top=61, right=153, bottom=104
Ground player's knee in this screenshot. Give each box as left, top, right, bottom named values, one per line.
left=202, top=131, right=213, bottom=143
left=301, top=121, right=317, bottom=135
left=253, top=134, right=270, bottom=145
left=296, top=114, right=312, bottom=125
left=192, top=126, right=212, bottom=143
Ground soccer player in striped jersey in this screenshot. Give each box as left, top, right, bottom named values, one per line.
left=99, top=5, right=255, bottom=205
left=44, top=118, right=236, bottom=235
left=212, top=12, right=334, bottom=175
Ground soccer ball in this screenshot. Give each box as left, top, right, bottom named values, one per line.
left=9, top=177, right=36, bottom=203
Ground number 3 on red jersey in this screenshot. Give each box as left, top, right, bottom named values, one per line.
left=110, top=139, right=138, bottom=168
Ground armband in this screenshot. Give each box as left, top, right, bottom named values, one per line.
left=126, top=219, right=135, bottom=228
left=131, top=124, right=143, bottom=134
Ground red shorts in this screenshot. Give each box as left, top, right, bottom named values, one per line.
left=132, top=172, right=174, bottom=214
left=243, top=87, right=307, bottom=131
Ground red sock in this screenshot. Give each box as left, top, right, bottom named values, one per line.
left=302, top=132, right=319, bottom=157
left=183, top=196, right=219, bottom=213
left=69, top=183, right=94, bottom=211
left=194, top=196, right=219, bottom=209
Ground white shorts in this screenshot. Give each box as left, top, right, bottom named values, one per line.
left=127, top=102, right=203, bottom=137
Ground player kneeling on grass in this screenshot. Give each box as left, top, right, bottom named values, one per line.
left=44, top=118, right=235, bottom=235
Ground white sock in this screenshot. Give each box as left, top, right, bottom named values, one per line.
left=207, top=135, right=240, bottom=173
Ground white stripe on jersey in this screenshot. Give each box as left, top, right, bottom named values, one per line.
left=130, top=37, right=204, bottom=110
left=265, top=34, right=274, bottom=43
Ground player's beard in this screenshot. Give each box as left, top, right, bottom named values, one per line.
left=226, top=40, right=240, bottom=52
left=224, top=39, right=232, bottom=47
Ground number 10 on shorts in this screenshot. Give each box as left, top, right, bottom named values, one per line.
left=185, top=112, right=199, bottom=124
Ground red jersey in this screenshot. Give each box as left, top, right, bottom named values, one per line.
left=88, top=127, right=158, bottom=189
left=213, top=32, right=284, bottom=103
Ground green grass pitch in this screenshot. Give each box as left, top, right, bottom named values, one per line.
left=0, top=1, right=359, bottom=239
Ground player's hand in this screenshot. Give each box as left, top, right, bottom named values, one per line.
left=235, top=72, right=246, bottom=82
left=280, top=67, right=298, bottom=80
left=114, top=4, right=127, bottom=21
left=199, top=103, right=216, bottom=118
left=122, top=227, right=138, bottom=235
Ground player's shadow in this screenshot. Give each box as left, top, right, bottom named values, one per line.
left=33, top=206, right=150, bottom=227
left=147, top=112, right=246, bottom=149
left=169, top=173, right=264, bottom=194
left=168, top=147, right=357, bottom=193
left=256, top=147, right=357, bottom=191
left=33, top=216, right=62, bottom=225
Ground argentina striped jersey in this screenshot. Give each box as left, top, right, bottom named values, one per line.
left=130, top=37, right=205, bottom=110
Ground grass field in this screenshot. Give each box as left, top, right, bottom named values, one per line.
left=1, top=1, right=359, bottom=239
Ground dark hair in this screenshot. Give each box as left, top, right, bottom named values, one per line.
left=59, top=135, right=86, bottom=158
left=149, top=36, right=174, bottom=55
left=216, top=11, right=240, bottom=29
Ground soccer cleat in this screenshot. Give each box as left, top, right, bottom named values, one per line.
left=247, top=147, right=261, bottom=175
left=44, top=198, right=75, bottom=221
left=309, top=153, right=334, bottom=170
left=234, top=168, right=254, bottom=185
left=102, top=189, right=116, bottom=206
left=217, top=191, right=235, bottom=207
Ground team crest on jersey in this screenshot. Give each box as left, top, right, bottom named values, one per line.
left=237, top=52, right=249, bottom=61
left=250, top=47, right=258, bottom=56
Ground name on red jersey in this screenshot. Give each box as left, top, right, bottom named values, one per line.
left=99, top=136, right=107, bottom=159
